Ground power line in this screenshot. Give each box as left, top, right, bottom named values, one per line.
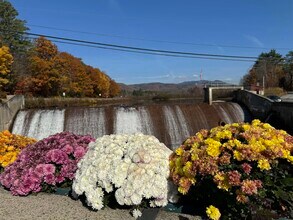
left=1, top=28, right=285, bottom=62
left=27, top=36, right=255, bottom=62
left=28, top=24, right=293, bottom=51
left=22, top=31, right=258, bottom=60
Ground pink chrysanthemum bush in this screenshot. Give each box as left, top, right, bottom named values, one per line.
left=0, top=132, right=94, bottom=196
left=170, top=120, right=293, bottom=219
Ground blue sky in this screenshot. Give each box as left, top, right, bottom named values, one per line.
left=9, top=0, right=293, bottom=84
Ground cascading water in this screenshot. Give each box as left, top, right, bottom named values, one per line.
left=113, top=106, right=154, bottom=135
left=11, top=102, right=251, bottom=149
left=64, top=108, right=106, bottom=138
left=163, top=106, right=190, bottom=148
left=12, top=109, right=65, bottom=140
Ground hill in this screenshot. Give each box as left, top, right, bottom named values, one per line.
left=119, top=80, right=231, bottom=93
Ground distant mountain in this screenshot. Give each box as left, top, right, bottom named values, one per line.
left=119, top=80, right=231, bottom=93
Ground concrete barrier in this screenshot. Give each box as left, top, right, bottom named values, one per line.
left=235, top=90, right=293, bottom=133
left=0, top=95, right=25, bottom=131
left=235, top=90, right=272, bottom=121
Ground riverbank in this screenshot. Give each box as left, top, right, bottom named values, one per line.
left=24, top=97, right=204, bottom=109
left=0, top=187, right=198, bottom=220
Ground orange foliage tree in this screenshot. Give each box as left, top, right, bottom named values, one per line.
left=16, top=37, right=120, bottom=97
left=0, top=45, right=13, bottom=90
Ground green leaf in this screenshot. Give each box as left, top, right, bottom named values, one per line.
left=280, top=178, right=293, bottom=187
left=274, top=189, right=290, bottom=201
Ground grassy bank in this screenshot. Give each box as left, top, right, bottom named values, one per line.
left=24, top=97, right=204, bottom=109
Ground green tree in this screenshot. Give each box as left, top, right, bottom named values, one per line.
left=0, top=0, right=31, bottom=53
left=283, top=51, right=293, bottom=91
left=254, top=50, right=284, bottom=88
left=243, top=50, right=284, bottom=89
left=0, top=0, right=32, bottom=93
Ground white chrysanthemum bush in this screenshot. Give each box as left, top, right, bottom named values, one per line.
left=72, top=133, right=173, bottom=212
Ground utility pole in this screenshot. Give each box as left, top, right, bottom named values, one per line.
left=262, top=75, right=265, bottom=94
left=200, top=69, right=203, bottom=81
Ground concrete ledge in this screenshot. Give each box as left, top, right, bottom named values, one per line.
left=0, top=95, right=24, bottom=131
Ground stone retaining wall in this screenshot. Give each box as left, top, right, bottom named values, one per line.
left=0, top=95, right=25, bottom=131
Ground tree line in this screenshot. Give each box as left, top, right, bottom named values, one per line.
left=0, top=0, right=120, bottom=98
left=241, top=49, right=293, bottom=91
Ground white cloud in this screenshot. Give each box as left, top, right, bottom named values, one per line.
left=244, top=34, right=264, bottom=47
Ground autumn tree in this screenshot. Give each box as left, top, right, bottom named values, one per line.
left=283, top=51, right=293, bottom=91
left=0, top=45, right=13, bottom=90
left=16, top=37, right=120, bottom=97
left=0, top=0, right=32, bottom=93
left=109, top=79, right=121, bottom=97
left=16, top=37, right=64, bottom=96
left=85, top=65, right=111, bottom=98
left=242, top=50, right=285, bottom=89
left=58, top=52, right=93, bottom=97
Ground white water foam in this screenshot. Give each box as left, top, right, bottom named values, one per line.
left=65, top=108, right=106, bottom=138
left=12, top=109, right=65, bottom=140
left=114, top=107, right=143, bottom=134
left=163, top=106, right=188, bottom=149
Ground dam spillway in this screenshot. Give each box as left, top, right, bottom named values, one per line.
left=11, top=102, right=250, bottom=149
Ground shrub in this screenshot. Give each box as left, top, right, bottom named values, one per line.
left=0, top=130, right=36, bottom=170
left=170, top=120, right=293, bottom=219
left=0, top=132, right=94, bottom=195
left=72, top=134, right=172, bottom=217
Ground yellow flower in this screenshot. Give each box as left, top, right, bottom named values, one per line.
left=215, top=130, right=232, bottom=140
left=257, top=159, right=271, bottom=171
left=175, top=147, right=184, bottom=156
left=242, top=124, right=250, bottom=131
left=178, top=186, right=188, bottom=195
left=287, top=156, right=293, bottom=164
left=0, top=130, right=36, bottom=168
left=214, top=172, right=231, bottom=191
left=252, top=119, right=261, bottom=126
left=233, top=150, right=243, bottom=161
left=183, top=161, right=193, bottom=176
left=281, top=149, right=291, bottom=159
left=206, top=205, right=221, bottom=220
left=191, top=152, right=199, bottom=161
left=205, top=138, right=221, bottom=158
left=262, top=123, right=272, bottom=129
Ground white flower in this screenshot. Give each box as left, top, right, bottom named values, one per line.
left=132, top=208, right=142, bottom=219
left=72, top=133, right=172, bottom=210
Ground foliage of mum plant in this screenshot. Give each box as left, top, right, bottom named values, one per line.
left=170, top=119, right=293, bottom=219
left=72, top=133, right=172, bottom=217
left=0, top=130, right=36, bottom=170
left=0, top=132, right=94, bottom=196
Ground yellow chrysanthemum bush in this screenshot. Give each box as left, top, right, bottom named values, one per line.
left=170, top=120, right=293, bottom=219
left=0, top=130, right=36, bottom=171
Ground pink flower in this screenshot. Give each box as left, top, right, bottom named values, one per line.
left=55, top=175, right=65, bottom=183
left=241, top=180, right=260, bottom=195
left=0, top=132, right=94, bottom=196
left=43, top=164, right=55, bottom=175
left=227, top=170, right=241, bottom=186
left=46, top=149, right=68, bottom=164
left=73, top=146, right=86, bottom=160
left=241, top=163, right=252, bottom=174
left=63, top=144, right=74, bottom=154
left=35, top=164, right=45, bottom=177
left=44, top=174, right=56, bottom=185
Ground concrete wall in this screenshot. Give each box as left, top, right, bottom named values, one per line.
left=0, top=95, right=25, bottom=131
left=235, top=90, right=272, bottom=121
left=204, top=87, right=244, bottom=105
left=235, top=90, right=293, bottom=133
left=271, top=102, right=293, bottom=133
